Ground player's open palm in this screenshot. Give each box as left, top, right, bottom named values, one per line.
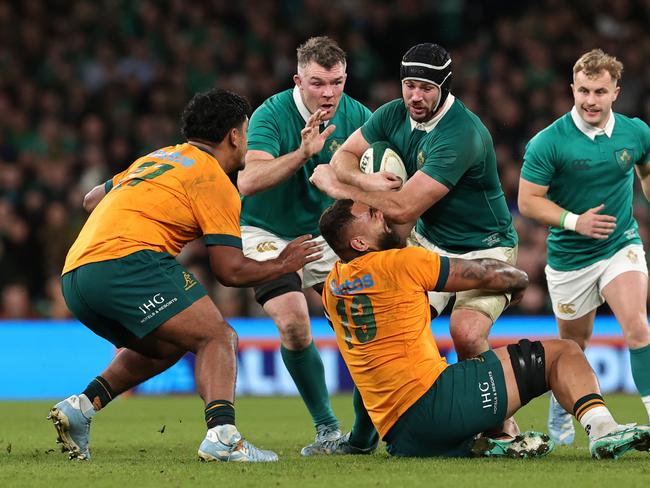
left=576, top=204, right=616, bottom=239
left=279, top=235, right=324, bottom=271
left=299, top=109, right=337, bottom=159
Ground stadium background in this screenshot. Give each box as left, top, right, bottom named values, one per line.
left=0, top=0, right=648, bottom=399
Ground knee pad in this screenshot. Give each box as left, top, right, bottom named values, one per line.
left=253, top=272, right=302, bottom=306
left=507, top=339, right=548, bottom=406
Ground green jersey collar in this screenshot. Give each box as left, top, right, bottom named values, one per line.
left=409, top=94, right=455, bottom=133
left=570, top=106, right=615, bottom=140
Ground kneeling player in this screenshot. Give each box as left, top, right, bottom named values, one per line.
left=317, top=199, right=650, bottom=459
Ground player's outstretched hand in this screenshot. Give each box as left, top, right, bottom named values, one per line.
left=359, top=172, right=403, bottom=192
left=576, top=204, right=616, bottom=239
left=279, top=235, right=324, bottom=272
left=299, top=109, right=337, bottom=160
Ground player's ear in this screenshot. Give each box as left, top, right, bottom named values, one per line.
left=229, top=127, right=241, bottom=148
left=350, top=236, right=369, bottom=252
left=293, top=74, right=302, bottom=87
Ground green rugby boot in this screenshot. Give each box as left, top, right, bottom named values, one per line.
left=589, top=424, right=650, bottom=460
left=471, top=431, right=554, bottom=459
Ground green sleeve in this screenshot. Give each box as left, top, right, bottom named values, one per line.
left=419, top=129, right=483, bottom=188
left=360, top=101, right=394, bottom=144
left=104, top=178, right=114, bottom=192
left=520, top=132, right=557, bottom=186
left=247, top=103, right=281, bottom=157
left=632, top=118, right=650, bottom=165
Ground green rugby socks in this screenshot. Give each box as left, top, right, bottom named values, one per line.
left=82, top=376, right=115, bottom=411
left=349, top=386, right=379, bottom=448
left=281, top=341, right=338, bottom=428
left=629, top=343, right=650, bottom=418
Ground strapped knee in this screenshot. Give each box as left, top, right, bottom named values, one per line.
left=253, top=272, right=302, bottom=306
left=507, top=339, right=548, bottom=406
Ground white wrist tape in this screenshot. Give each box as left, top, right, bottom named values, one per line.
left=563, top=212, right=579, bottom=231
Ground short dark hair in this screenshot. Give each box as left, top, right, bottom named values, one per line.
left=180, top=89, right=250, bottom=144
left=319, top=199, right=356, bottom=259
left=297, top=36, right=347, bottom=71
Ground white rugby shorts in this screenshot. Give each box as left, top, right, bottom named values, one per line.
left=545, top=244, right=648, bottom=320
left=241, top=225, right=338, bottom=288
left=408, top=230, right=517, bottom=321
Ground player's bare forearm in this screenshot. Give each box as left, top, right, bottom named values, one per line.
left=518, top=179, right=564, bottom=226
left=208, top=236, right=322, bottom=287
left=331, top=149, right=367, bottom=186
left=238, top=150, right=308, bottom=196
left=446, top=258, right=528, bottom=295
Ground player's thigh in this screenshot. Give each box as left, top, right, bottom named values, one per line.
left=385, top=351, right=508, bottom=457
left=241, top=226, right=307, bottom=305
left=545, top=261, right=604, bottom=321
left=302, top=236, right=338, bottom=288
left=599, top=245, right=649, bottom=344
left=61, top=270, right=133, bottom=347
left=262, top=291, right=310, bottom=329
left=494, top=339, right=551, bottom=418
left=556, top=311, right=596, bottom=350
left=148, top=295, right=236, bottom=352
left=241, top=225, right=286, bottom=261
left=453, top=246, right=518, bottom=322
left=72, top=250, right=209, bottom=346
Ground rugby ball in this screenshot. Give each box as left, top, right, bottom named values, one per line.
left=359, top=141, right=408, bottom=183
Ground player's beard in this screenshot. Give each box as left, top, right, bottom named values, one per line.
left=377, top=228, right=402, bottom=251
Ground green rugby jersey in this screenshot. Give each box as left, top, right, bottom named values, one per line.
left=521, top=108, right=650, bottom=271
left=241, top=88, right=371, bottom=239
left=361, top=96, right=517, bottom=253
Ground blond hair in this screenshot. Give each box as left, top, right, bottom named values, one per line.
left=573, top=49, right=623, bottom=81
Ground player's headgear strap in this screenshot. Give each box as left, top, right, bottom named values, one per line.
left=400, top=43, right=453, bottom=112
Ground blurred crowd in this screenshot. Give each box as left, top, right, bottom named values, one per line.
left=0, top=0, right=649, bottom=319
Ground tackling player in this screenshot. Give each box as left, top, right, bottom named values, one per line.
left=311, top=42, right=521, bottom=439
left=518, top=49, right=650, bottom=445
left=48, top=89, right=321, bottom=462
left=317, top=199, right=650, bottom=459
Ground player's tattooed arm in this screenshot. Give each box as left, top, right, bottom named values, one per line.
left=445, top=258, right=528, bottom=295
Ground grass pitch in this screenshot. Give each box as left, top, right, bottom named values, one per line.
left=1, top=394, right=649, bottom=488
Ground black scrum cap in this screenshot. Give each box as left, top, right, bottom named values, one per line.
left=400, top=43, right=453, bottom=112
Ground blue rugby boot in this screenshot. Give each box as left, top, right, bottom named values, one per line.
left=198, top=424, right=279, bottom=462
left=48, top=395, right=94, bottom=460
left=548, top=393, right=575, bottom=445
left=590, top=424, right=650, bottom=459
left=471, top=431, right=555, bottom=458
